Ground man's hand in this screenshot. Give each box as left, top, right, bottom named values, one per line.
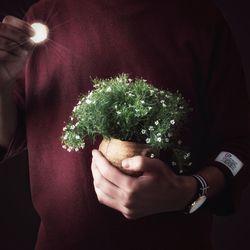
left=91, top=149, right=197, bottom=219
left=0, top=16, right=34, bottom=91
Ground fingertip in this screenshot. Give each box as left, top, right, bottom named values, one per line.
left=122, top=158, right=130, bottom=169
left=2, top=16, right=10, bottom=23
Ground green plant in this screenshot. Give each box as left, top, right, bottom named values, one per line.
left=61, top=74, right=193, bottom=173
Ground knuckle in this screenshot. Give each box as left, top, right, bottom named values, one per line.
left=18, top=49, right=30, bottom=58
left=93, top=174, right=102, bottom=189
left=121, top=193, right=133, bottom=209
left=126, top=181, right=139, bottom=196
left=97, top=196, right=104, bottom=204
left=2, top=16, right=13, bottom=23
left=101, top=165, right=109, bottom=177
left=95, top=188, right=104, bottom=204
left=122, top=187, right=137, bottom=209
left=93, top=179, right=100, bottom=189
left=123, top=209, right=137, bottom=220
left=101, top=163, right=112, bottom=178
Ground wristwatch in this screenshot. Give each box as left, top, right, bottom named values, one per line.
left=184, top=174, right=209, bottom=214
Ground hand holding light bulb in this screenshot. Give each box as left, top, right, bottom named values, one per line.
left=0, top=16, right=48, bottom=91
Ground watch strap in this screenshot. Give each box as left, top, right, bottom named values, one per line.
left=184, top=174, right=209, bottom=214
left=192, top=174, right=209, bottom=196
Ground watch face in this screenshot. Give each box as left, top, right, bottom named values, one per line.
left=189, top=195, right=207, bottom=214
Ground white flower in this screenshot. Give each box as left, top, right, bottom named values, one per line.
left=170, top=120, right=175, bottom=125
left=162, top=103, right=167, bottom=107
left=179, top=169, right=184, bottom=174
left=141, top=100, right=145, bottom=104
left=67, top=148, right=72, bottom=152
left=146, top=138, right=151, bottom=144
left=86, top=99, right=92, bottom=104
left=116, top=111, right=121, bottom=115
left=141, top=129, right=146, bottom=134
left=188, top=162, right=193, bottom=166
left=165, top=94, right=170, bottom=98
left=172, top=161, right=177, bottom=166
left=148, top=126, right=154, bottom=131
left=114, top=105, right=118, bottom=109
left=157, top=133, right=161, bottom=136
left=63, top=127, right=67, bottom=131
left=106, top=86, right=112, bottom=92
left=150, top=153, right=155, bottom=158
left=128, top=78, right=132, bottom=83
left=165, top=138, right=169, bottom=143
left=62, top=145, right=67, bottom=149
left=63, top=134, right=68, bottom=140
left=157, top=137, right=162, bottom=142
left=70, top=117, right=74, bottom=121
left=148, top=107, right=152, bottom=110
left=75, top=135, right=80, bottom=140
left=80, top=143, right=85, bottom=149
left=155, top=120, right=159, bottom=125
left=179, top=106, right=184, bottom=110
left=160, top=90, right=164, bottom=94
left=75, top=148, right=79, bottom=152
left=70, top=125, right=75, bottom=130
left=160, top=100, right=165, bottom=103
left=77, top=100, right=82, bottom=105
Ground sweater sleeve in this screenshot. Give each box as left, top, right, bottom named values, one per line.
left=0, top=78, right=26, bottom=163
left=201, top=17, right=250, bottom=215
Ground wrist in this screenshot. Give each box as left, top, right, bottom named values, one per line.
left=177, top=175, right=198, bottom=210
left=197, top=165, right=226, bottom=199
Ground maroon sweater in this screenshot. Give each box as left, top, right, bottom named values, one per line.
left=2, top=0, right=250, bottom=249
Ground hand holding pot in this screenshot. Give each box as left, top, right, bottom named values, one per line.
left=91, top=149, right=197, bottom=219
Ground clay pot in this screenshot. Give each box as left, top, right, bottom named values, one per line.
left=98, top=138, right=158, bottom=175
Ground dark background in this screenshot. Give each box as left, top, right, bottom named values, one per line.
left=0, top=0, right=249, bottom=249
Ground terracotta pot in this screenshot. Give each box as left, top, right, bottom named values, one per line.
left=98, top=138, right=158, bottom=175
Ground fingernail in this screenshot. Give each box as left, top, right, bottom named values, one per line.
left=122, top=159, right=129, bottom=168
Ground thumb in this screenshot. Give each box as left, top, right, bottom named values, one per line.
left=122, top=156, right=164, bottom=174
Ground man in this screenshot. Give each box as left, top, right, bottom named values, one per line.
left=0, top=0, right=249, bottom=249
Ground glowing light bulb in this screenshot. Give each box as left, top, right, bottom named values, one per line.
left=30, top=22, right=49, bottom=44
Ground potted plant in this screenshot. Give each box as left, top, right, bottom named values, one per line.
left=61, top=74, right=192, bottom=175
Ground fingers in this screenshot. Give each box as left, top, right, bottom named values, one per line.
left=0, top=16, right=34, bottom=52
left=91, top=160, right=122, bottom=199
left=122, top=155, right=165, bottom=176
left=92, top=150, right=136, bottom=192
left=91, top=150, right=165, bottom=220
left=91, top=160, right=138, bottom=218
left=2, top=16, right=34, bottom=36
